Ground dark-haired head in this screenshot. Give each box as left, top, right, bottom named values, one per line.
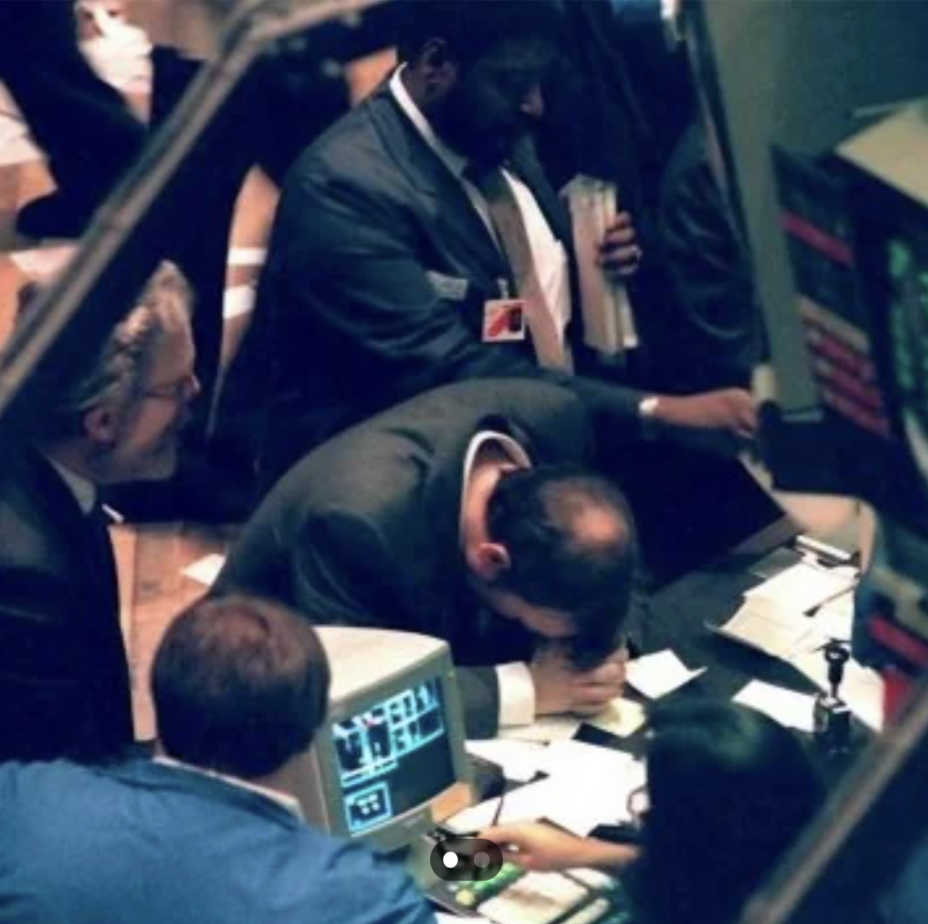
left=394, top=1, right=563, bottom=167
left=628, top=700, right=824, bottom=924
left=474, top=465, right=636, bottom=660
left=152, top=594, right=330, bottom=780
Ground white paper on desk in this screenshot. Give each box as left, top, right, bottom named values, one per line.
left=626, top=650, right=706, bottom=699
left=181, top=553, right=226, bottom=587
left=812, top=590, right=855, bottom=643
left=564, top=175, right=637, bottom=357
left=791, top=650, right=884, bottom=732
left=746, top=561, right=857, bottom=615
left=499, top=716, right=581, bottom=744
left=537, top=739, right=634, bottom=783
left=466, top=739, right=546, bottom=783
left=734, top=681, right=816, bottom=733
left=544, top=759, right=647, bottom=836
left=444, top=778, right=561, bottom=834
left=585, top=697, right=647, bottom=738
left=713, top=597, right=821, bottom=660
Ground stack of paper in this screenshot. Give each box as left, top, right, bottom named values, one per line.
left=713, top=596, right=823, bottom=660
left=746, top=561, right=858, bottom=614
left=564, top=175, right=638, bottom=358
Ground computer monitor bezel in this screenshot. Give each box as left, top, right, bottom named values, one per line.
left=299, top=645, right=474, bottom=854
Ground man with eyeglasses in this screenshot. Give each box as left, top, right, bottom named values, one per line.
left=0, top=261, right=199, bottom=764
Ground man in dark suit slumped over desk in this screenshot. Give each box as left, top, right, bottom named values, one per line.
left=217, top=0, right=756, bottom=496
left=216, top=380, right=636, bottom=739
left=0, top=263, right=200, bottom=764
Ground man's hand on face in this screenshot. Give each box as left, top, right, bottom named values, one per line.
left=530, top=644, right=627, bottom=717
left=598, top=211, right=642, bottom=279
left=650, top=387, right=758, bottom=455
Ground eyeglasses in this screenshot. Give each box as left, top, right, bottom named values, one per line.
left=139, top=372, right=199, bottom=404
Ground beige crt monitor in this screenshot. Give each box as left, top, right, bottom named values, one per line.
left=293, top=627, right=474, bottom=853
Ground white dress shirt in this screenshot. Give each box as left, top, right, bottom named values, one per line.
left=45, top=456, right=96, bottom=514
left=459, top=431, right=537, bottom=728
left=390, top=67, right=572, bottom=348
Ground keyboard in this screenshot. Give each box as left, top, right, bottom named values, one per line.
left=432, top=862, right=632, bottom=924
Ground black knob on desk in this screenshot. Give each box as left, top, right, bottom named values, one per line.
left=824, top=640, right=850, bottom=699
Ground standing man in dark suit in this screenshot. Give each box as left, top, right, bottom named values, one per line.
left=216, top=380, right=636, bottom=738
left=218, top=0, right=756, bottom=498
left=0, top=262, right=200, bottom=764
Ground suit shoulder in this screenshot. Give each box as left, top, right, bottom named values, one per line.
left=287, top=93, right=400, bottom=192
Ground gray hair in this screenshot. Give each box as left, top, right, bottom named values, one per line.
left=40, top=261, right=193, bottom=442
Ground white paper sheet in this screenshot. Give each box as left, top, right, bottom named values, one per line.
left=446, top=758, right=646, bottom=839
left=181, top=553, right=226, bottom=587
left=734, top=680, right=817, bottom=733
left=544, top=759, right=647, bottom=836
left=712, top=597, right=823, bottom=660
left=466, top=739, right=547, bottom=784
left=536, top=740, right=634, bottom=783
left=499, top=716, right=581, bottom=744
left=444, top=778, right=561, bottom=834
left=585, top=697, right=647, bottom=738
left=745, top=561, right=857, bottom=615
left=626, top=650, right=706, bottom=699
left=564, top=174, right=637, bottom=357
left=811, top=590, right=855, bottom=642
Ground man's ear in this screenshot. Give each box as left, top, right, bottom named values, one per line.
left=82, top=405, right=119, bottom=448
left=471, top=542, right=512, bottom=584
left=418, top=38, right=459, bottom=97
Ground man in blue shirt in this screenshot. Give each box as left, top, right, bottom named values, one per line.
left=0, top=594, right=434, bottom=924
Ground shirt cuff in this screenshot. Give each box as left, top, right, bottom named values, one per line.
left=496, top=662, right=536, bottom=727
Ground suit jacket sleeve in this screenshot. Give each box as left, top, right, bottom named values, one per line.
left=0, top=566, right=112, bottom=762
left=291, top=512, right=505, bottom=738
left=657, top=130, right=761, bottom=389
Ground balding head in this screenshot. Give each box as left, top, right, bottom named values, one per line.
left=479, top=465, right=637, bottom=658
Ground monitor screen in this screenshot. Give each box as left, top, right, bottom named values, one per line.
left=333, top=678, right=455, bottom=835
left=294, top=627, right=473, bottom=854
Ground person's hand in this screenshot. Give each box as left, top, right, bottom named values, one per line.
left=480, top=822, right=588, bottom=872
left=652, top=388, right=757, bottom=453
left=598, top=212, right=642, bottom=279
left=529, top=644, right=627, bottom=717
left=480, top=822, right=640, bottom=873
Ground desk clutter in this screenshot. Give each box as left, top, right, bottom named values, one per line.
left=712, top=541, right=883, bottom=732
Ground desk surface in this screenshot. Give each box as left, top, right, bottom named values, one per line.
left=574, top=516, right=867, bottom=778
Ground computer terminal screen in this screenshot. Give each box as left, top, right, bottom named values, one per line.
left=332, top=678, right=455, bottom=835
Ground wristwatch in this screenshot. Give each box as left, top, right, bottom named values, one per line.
left=637, top=395, right=662, bottom=440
